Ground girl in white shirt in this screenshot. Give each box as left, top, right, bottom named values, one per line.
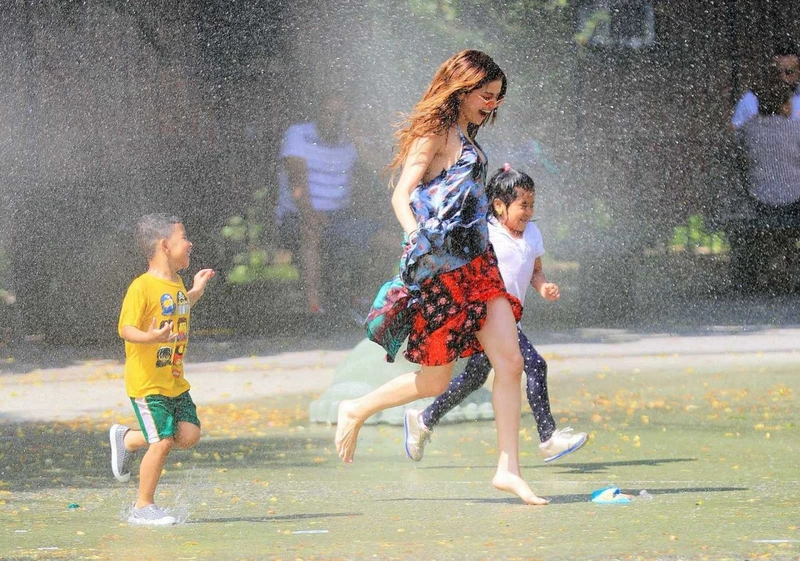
left=404, top=164, right=587, bottom=463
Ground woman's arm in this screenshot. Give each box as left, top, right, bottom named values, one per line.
left=391, top=134, right=444, bottom=235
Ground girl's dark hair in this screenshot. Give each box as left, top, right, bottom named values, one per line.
left=486, top=165, right=535, bottom=218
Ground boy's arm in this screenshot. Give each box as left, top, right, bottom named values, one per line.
left=187, top=269, right=215, bottom=306
left=531, top=257, right=560, bottom=301
left=120, top=318, right=175, bottom=344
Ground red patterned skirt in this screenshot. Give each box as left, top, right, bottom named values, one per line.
left=404, top=248, right=522, bottom=366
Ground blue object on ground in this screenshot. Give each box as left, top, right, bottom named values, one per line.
left=591, top=486, right=632, bottom=504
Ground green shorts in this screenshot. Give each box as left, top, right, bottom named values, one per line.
left=130, top=391, right=200, bottom=444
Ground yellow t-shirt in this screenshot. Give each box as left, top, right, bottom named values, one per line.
left=118, top=272, right=192, bottom=398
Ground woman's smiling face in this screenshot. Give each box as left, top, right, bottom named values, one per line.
left=460, top=79, right=503, bottom=126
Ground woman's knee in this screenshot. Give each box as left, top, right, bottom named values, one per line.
left=428, top=375, right=452, bottom=396
left=417, top=365, right=454, bottom=396
left=494, top=351, right=523, bottom=381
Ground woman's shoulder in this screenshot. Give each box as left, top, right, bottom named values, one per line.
left=406, top=131, right=451, bottom=165
left=412, top=129, right=449, bottom=149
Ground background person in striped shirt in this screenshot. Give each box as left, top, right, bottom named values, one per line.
left=276, top=90, right=359, bottom=317
left=735, top=65, right=800, bottom=292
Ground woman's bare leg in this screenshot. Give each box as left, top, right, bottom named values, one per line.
left=336, top=363, right=454, bottom=462
left=477, top=298, right=549, bottom=505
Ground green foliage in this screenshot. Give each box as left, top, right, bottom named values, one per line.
left=0, top=245, right=13, bottom=306
left=224, top=249, right=298, bottom=285
left=670, top=214, right=729, bottom=255
left=0, top=245, right=6, bottom=288
left=220, top=189, right=299, bottom=285
left=574, top=8, right=610, bottom=46
left=398, top=0, right=594, bottom=44
left=405, top=0, right=572, bottom=22
left=546, top=198, right=613, bottom=245
left=590, top=198, right=613, bottom=230
left=377, top=0, right=576, bottom=52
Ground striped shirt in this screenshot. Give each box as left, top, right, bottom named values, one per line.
left=740, top=116, right=800, bottom=207
left=732, top=88, right=800, bottom=129
left=276, top=122, right=357, bottom=219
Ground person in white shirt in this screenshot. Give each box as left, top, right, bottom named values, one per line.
left=403, top=164, right=588, bottom=463
left=739, top=77, right=800, bottom=209
left=732, top=40, right=800, bottom=129
left=276, top=92, right=358, bottom=316
left=733, top=67, right=800, bottom=292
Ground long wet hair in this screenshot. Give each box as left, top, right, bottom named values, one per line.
left=486, top=164, right=535, bottom=219
left=388, top=50, right=506, bottom=185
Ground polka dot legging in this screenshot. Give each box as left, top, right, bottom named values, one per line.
left=421, top=327, right=556, bottom=443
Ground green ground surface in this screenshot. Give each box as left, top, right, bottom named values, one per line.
left=1, top=356, right=799, bottom=560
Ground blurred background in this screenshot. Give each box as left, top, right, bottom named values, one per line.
left=1, top=0, right=797, bottom=344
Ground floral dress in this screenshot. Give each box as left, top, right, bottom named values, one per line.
left=366, top=127, right=521, bottom=365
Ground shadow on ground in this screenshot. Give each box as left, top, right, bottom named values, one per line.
left=380, top=485, right=748, bottom=506
left=537, top=457, right=699, bottom=475
left=187, top=511, right=362, bottom=525
left=0, top=421, right=332, bottom=493
left=415, top=457, right=698, bottom=475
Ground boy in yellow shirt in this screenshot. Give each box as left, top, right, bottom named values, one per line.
left=110, top=214, right=215, bottom=525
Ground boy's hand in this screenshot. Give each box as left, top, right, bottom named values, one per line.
left=539, top=282, right=560, bottom=301
left=149, top=317, right=176, bottom=343
left=193, top=269, right=216, bottom=291
left=187, top=269, right=215, bottom=306
left=194, top=268, right=216, bottom=287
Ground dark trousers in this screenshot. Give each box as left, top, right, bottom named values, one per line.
left=421, top=327, right=556, bottom=442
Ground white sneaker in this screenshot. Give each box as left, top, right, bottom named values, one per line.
left=403, top=408, right=432, bottom=462
left=539, top=427, right=587, bottom=463
left=128, top=504, right=176, bottom=526
left=109, top=424, right=132, bottom=482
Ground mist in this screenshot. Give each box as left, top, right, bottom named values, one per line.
left=1, top=0, right=797, bottom=346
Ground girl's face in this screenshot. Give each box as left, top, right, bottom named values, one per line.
left=165, top=223, right=192, bottom=270
left=460, top=79, right=503, bottom=126
left=494, top=188, right=535, bottom=234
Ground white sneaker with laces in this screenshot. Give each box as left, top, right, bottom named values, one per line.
left=403, top=408, right=432, bottom=462
left=128, top=504, right=177, bottom=526
left=109, top=424, right=132, bottom=482
left=539, top=427, right=587, bottom=463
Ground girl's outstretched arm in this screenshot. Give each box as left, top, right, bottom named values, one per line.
left=531, top=257, right=560, bottom=301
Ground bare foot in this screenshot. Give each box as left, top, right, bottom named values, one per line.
left=335, top=400, right=363, bottom=463
left=493, top=472, right=549, bottom=505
